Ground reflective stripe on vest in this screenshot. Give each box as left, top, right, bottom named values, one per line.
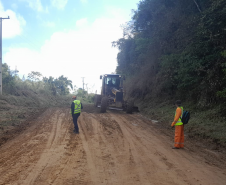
left=174, top=107, right=183, bottom=126
left=70, top=100, right=81, bottom=114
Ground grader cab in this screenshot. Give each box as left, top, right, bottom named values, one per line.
left=94, top=74, right=138, bottom=113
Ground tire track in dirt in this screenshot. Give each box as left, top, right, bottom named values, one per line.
left=24, top=110, right=66, bottom=184
left=0, top=108, right=56, bottom=185
left=23, top=109, right=90, bottom=185
left=110, top=112, right=226, bottom=185
left=79, top=112, right=131, bottom=184
left=0, top=108, right=90, bottom=185
left=110, top=113, right=176, bottom=185
left=79, top=110, right=226, bottom=185
left=79, top=112, right=180, bottom=184
left=0, top=107, right=226, bottom=185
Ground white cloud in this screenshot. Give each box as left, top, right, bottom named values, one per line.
left=76, top=18, right=88, bottom=28
left=0, top=1, right=26, bottom=38
left=4, top=7, right=128, bottom=91
left=51, top=0, right=68, bottom=10
left=21, top=0, right=44, bottom=12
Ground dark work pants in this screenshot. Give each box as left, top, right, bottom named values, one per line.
left=72, top=113, right=80, bottom=133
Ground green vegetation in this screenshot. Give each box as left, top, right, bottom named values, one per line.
left=113, top=0, right=226, bottom=146
left=2, top=62, right=95, bottom=106
left=2, top=63, right=73, bottom=96
left=0, top=63, right=75, bottom=133
left=139, top=99, right=226, bottom=147
left=72, top=87, right=95, bottom=104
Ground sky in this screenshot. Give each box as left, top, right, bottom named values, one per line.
left=0, top=0, right=139, bottom=93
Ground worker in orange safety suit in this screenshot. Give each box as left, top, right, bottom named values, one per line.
left=171, top=100, right=184, bottom=149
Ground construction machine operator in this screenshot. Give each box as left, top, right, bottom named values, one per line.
left=70, top=96, right=83, bottom=134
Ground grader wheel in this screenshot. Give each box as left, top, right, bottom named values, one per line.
left=126, top=100, right=134, bottom=114
left=94, top=95, right=98, bottom=107
left=100, top=97, right=108, bottom=113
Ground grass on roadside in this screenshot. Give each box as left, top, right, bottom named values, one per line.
left=137, top=99, right=226, bottom=147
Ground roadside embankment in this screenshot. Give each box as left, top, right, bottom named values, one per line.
left=137, top=99, right=226, bottom=150
left=0, top=90, right=71, bottom=145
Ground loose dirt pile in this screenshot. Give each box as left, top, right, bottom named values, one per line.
left=0, top=105, right=226, bottom=185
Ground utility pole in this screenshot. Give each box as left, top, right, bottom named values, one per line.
left=85, top=83, right=88, bottom=94
left=0, top=16, right=10, bottom=95
left=81, top=77, right=85, bottom=92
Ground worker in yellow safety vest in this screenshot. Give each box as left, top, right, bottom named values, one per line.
left=171, top=100, right=184, bottom=149
left=70, top=96, right=83, bottom=134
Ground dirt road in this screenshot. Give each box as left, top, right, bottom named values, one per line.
left=0, top=106, right=226, bottom=185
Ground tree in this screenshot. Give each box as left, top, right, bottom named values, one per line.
left=43, top=75, right=73, bottom=95
left=28, top=71, right=42, bottom=81
left=2, top=63, right=17, bottom=93
left=113, top=0, right=226, bottom=106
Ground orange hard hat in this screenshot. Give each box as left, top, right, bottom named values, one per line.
left=72, top=96, right=76, bottom=99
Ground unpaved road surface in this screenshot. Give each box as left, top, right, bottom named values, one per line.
left=0, top=107, right=226, bottom=185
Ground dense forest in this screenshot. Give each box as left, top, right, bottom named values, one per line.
left=113, top=0, right=226, bottom=112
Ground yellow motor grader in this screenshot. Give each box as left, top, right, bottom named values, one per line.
left=94, top=74, right=138, bottom=113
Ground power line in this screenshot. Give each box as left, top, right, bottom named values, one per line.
left=0, top=16, right=10, bottom=95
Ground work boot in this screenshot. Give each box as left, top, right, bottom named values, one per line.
left=172, top=147, right=179, bottom=149
left=73, top=130, right=79, bottom=134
